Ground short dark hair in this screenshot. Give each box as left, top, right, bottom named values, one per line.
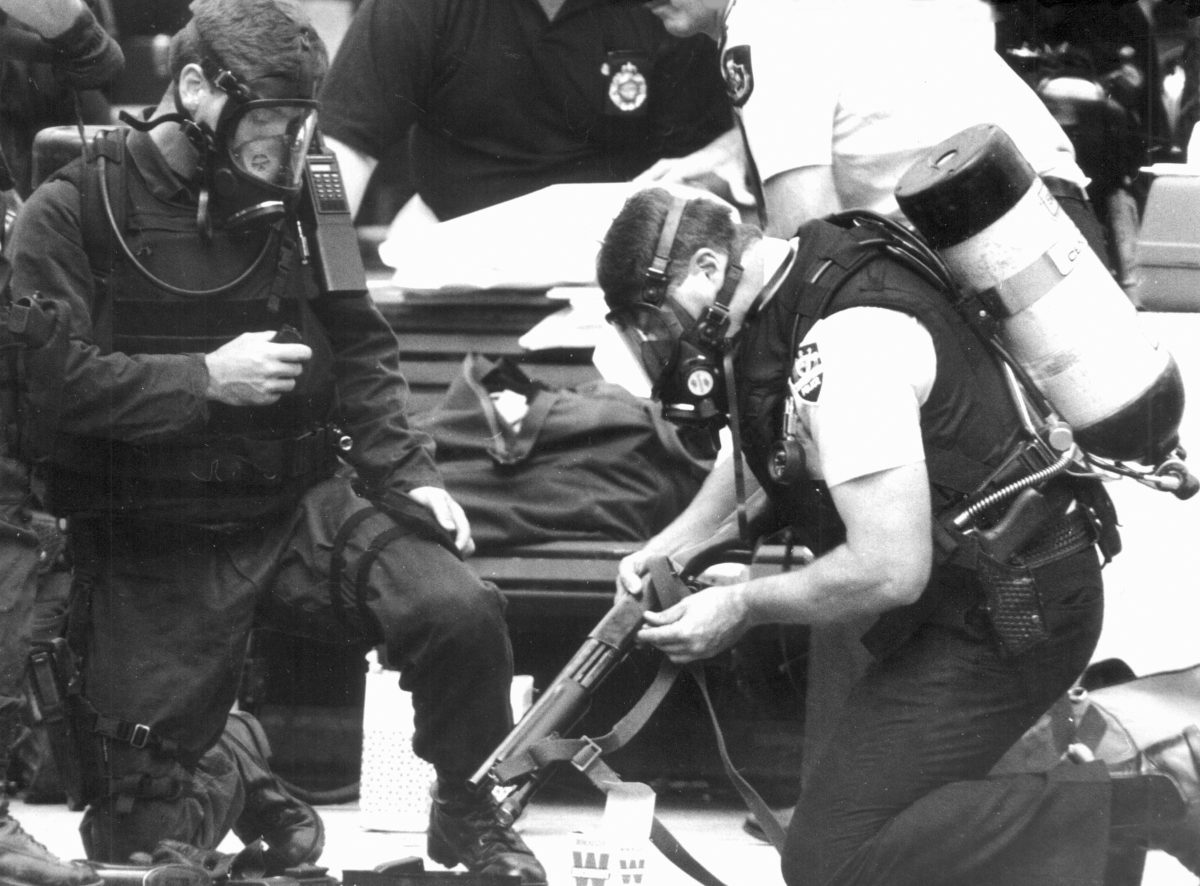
left=597, top=188, right=751, bottom=312
left=169, top=0, right=328, bottom=99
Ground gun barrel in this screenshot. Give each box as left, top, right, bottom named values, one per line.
left=467, top=593, right=648, bottom=789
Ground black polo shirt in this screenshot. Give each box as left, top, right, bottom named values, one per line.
left=318, top=0, right=731, bottom=220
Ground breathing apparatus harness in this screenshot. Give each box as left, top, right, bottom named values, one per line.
left=784, top=211, right=1096, bottom=526
left=612, top=200, right=1122, bottom=563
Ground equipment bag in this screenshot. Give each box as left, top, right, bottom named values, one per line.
left=412, top=354, right=712, bottom=551
left=992, top=661, right=1200, bottom=776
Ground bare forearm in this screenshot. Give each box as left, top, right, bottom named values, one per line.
left=739, top=543, right=919, bottom=629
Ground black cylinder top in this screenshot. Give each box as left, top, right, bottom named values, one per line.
left=895, top=123, right=1039, bottom=249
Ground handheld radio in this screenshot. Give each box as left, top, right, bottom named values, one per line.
left=298, top=145, right=367, bottom=298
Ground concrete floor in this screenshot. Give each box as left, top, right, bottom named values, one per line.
left=10, top=789, right=1199, bottom=886
left=10, top=790, right=787, bottom=886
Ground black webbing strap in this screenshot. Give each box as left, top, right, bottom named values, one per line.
left=506, top=555, right=788, bottom=884
left=723, top=351, right=751, bottom=541
left=328, top=505, right=381, bottom=630
left=579, top=754, right=733, bottom=886
left=87, top=711, right=179, bottom=756
left=353, top=523, right=410, bottom=625
left=652, top=556, right=789, bottom=853
left=492, top=661, right=682, bottom=785
left=687, top=662, right=788, bottom=851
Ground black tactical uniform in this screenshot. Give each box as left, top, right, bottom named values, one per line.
left=6, top=124, right=516, bottom=863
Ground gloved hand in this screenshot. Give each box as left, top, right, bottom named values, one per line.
left=45, top=6, right=123, bottom=90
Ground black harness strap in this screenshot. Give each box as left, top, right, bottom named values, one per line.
left=353, top=523, right=410, bottom=626
left=688, top=662, right=788, bottom=851
left=329, top=505, right=381, bottom=630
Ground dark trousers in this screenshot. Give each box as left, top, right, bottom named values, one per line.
left=68, top=475, right=514, bottom=861
left=785, top=549, right=1112, bottom=886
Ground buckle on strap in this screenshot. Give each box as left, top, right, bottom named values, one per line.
left=92, top=713, right=165, bottom=752
left=571, top=737, right=604, bottom=773
left=128, top=723, right=151, bottom=749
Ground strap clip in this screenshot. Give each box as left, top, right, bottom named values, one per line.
left=128, top=723, right=151, bottom=749
left=571, top=737, right=604, bottom=773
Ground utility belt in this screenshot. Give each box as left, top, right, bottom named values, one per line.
left=43, top=426, right=342, bottom=524
left=112, top=426, right=341, bottom=486
left=940, top=477, right=1116, bottom=658
left=864, top=470, right=1117, bottom=662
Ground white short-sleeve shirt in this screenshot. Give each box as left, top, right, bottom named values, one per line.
left=789, top=306, right=936, bottom=488
left=723, top=0, right=1085, bottom=219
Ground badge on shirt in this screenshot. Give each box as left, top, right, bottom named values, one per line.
left=792, top=342, right=823, bottom=403
left=721, top=45, right=754, bottom=108
left=602, top=51, right=650, bottom=116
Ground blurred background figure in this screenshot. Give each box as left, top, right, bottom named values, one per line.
left=316, top=0, right=734, bottom=227
left=993, top=0, right=1176, bottom=290
left=0, top=5, right=124, bottom=883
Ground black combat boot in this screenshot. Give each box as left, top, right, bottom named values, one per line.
left=224, top=711, right=325, bottom=868
left=0, top=801, right=102, bottom=886
left=1108, top=724, right=1200, bottom=875
left=427, top=779, right=547, bottom=885
left=0, top=706, right=100, bottom=886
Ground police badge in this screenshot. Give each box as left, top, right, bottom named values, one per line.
left=721, top=44, right=753, bottom=108
left=602, top=51, right=649, bottom=116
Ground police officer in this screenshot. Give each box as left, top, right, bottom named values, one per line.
left=317, top=0, right=732, bottom=221
left=4, top=1, right=545, bottom=882
left=637, top=0, right=1118, bottom=798
left=0, top=3, right=121, bottom=884
left=637, top=0, right=1104, bottom=252
left=595, top=186, right=1200, bottom=884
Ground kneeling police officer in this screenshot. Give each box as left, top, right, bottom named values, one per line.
left=596, top=187, right=1199, bottom=885
left=4, top=1, right=545, bottom=882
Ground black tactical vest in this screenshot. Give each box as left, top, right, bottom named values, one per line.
left=37, top=131, right=339, bottom=525
left=735, top=217, right=1030, bottom=654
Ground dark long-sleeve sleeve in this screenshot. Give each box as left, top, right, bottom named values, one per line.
left=8, top=175, right=212, bottom=444
left=312, top=291, right=443, bottom=494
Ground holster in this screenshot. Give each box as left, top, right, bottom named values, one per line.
left=971, top=482, right=1105, bottom=657
left=976, top=552, right=1045, bottom=658
left=26, top=637, right=89, bottom=810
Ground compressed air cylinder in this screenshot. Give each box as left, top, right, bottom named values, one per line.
left=895, top=123, right=1184, bottom=463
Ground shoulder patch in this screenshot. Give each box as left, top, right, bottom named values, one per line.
left=792, top=342, right=823, bottom=403
left=721, top=44, right=754, bottom=108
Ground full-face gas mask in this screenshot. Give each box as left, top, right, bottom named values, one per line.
left=122, top=64, right=319, bottom=237
left=605, top=196, right=742, bottom=432
left=196, top=68, right=318, bottom=234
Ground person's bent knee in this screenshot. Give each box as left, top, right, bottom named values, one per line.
left=421, top=570, right=509, bottom=661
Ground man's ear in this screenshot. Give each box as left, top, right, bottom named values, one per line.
left=176, top=63, right=211, bottom=116
left=690, top=247, right=728, bottom=285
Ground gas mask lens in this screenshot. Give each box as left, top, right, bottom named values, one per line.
left=206, top=98, right=318, bottom=231
left=226, top=101, right=317, bottom=191
left=606, top=303, right=685, bottom=392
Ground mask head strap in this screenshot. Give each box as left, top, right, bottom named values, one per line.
left=642, top=195, right=689, bottom=307
left=210, top=67, right=257, bottom=104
